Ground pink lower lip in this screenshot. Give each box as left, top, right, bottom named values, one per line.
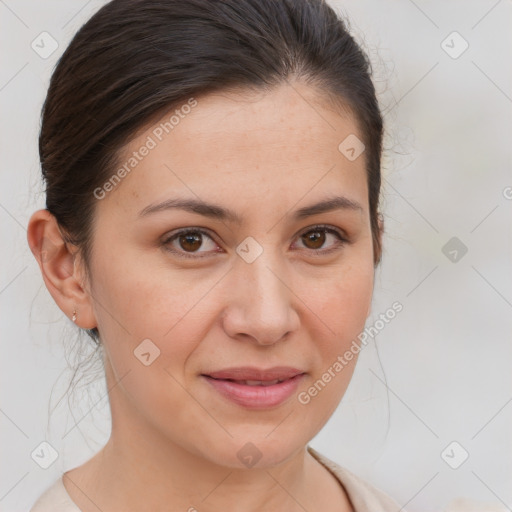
left=202, top=374, right=305, bottom=409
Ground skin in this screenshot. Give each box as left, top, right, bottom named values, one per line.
left=27, top=81, right=382, bottom=512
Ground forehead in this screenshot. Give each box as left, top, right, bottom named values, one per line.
left=101, top=82, right=368, bottom=218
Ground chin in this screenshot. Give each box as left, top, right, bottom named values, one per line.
left=193, top=431, right=308, bottom=470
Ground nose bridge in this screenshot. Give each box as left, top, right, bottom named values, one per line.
left=242, top=246, right=285, bottom=308
left=223, top=239, right=298, bottom=344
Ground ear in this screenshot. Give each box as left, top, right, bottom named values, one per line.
left=26, top=209, right=97, bottom=329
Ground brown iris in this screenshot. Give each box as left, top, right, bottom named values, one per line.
left=302, top=230, right=325, bottom=250
left=179, top=232, right=203, bottom=252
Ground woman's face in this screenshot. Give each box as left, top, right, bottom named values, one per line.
left=86, top=82, right=376, bottom=468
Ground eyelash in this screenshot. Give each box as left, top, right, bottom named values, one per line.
left=162, top=224, right=349, bottom=260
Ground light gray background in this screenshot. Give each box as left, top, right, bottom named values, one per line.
left=1, top=1, right=511, bottom=511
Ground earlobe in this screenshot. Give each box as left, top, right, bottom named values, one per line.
left=26, top=209, right=97, bottom=329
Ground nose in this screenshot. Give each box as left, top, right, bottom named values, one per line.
left=221, top=249, right=300, bottom=346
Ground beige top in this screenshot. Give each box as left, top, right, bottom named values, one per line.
left=30, top=446, right=403, bottom=512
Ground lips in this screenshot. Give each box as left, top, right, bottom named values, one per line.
left=201, top=366, right=306, bottom=409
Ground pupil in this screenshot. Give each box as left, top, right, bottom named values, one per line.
left=180, top=233, right=201, bottom=251
left=304, top=231, right=325, bottom=249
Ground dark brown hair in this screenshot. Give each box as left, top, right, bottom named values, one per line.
left=40, top=0, right=384, bottom=345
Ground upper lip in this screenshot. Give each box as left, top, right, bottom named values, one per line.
left=203, top=366, right=305, bottom=381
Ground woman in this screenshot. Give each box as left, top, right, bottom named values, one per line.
left=27, top=0, right=403, bottom=510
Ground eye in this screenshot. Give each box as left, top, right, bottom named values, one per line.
left=162, top=224, right=348, bottom=260
left=293, top=224, right=348, bottom=255
left=162, top=228, right=220, bottom=259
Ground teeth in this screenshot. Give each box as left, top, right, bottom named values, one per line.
left=242, top=379, right=281, bottom=386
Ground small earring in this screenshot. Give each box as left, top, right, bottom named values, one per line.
left=72, top=309, right=77, bottom=323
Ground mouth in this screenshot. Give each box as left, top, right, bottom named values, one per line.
left=214, top=378, right=288, bottom=386
left=201, top=367, right=306, bottom=409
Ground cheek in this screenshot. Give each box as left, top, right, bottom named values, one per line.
left=295, top=267, right=374, bottom=420
left=300, top=265, right=372, bottom=397
left=312, top=261, right=374, bottom=343
left=90, top=244, right=205, bottom=340
left=89, top=254, right=225, bottom=408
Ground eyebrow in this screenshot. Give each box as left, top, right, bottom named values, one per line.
left=138, top=195, right=363, bottom=223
